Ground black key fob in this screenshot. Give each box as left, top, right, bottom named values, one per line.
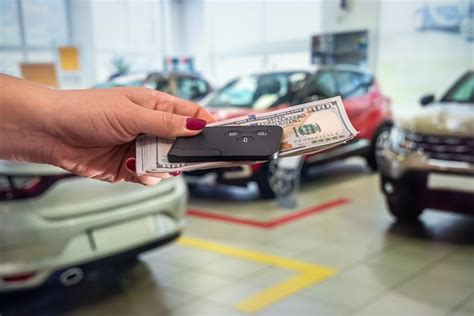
left=167, top=126, right=283, bottom=163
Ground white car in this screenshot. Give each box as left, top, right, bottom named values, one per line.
left=0, top=161, right=187, bottom=292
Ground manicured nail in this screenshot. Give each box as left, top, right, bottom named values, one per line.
left=169, top=172, right=181, bottom=177
left=125, top=158, right=136, bottom=172
left=186, top=118, right=207, bottom=130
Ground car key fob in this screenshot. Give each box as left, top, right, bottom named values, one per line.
left=167, top=126, right=283, bottom=163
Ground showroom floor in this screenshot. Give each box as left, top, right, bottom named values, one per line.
left=3, top=159, right=473, bottom=316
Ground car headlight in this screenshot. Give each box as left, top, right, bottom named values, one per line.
left=389, top=127, right=416, bottom=155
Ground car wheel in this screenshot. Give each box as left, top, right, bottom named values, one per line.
left=386, top=197, right=424, bottom=222
left=382, top=175, right=424, bottom=222
left=366, top=124, right=392, bottom=171
left=257, top=159, right=302, bottom=199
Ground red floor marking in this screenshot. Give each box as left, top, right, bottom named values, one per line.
left=187, top=198, right=349, bottom=229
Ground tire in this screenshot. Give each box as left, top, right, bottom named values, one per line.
left=366, top=124, right=392, bottom=171
left=386, top=197, right=423, bottom=222
left=381, top=175, right=424, bottom=222
left=256, top=159, right=303, bottom=199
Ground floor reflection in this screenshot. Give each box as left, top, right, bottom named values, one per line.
left=0, top=260, right=157, bottom=316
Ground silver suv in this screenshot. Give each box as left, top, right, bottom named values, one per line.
left=377, top=70, right=474, bottom=221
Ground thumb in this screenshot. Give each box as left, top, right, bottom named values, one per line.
left=129, top=107, right=208, bottom=138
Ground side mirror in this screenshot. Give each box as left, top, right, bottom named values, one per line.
left=420, top=94, right=435, bottom=106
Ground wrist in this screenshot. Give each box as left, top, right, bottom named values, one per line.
left=0, top=75, right=59, bottom=164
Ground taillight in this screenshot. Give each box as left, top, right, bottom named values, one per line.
left=250, top=163, right=264, bottom=173
left=2, top=272, right=36, bottom=283
left=0, top=175, right=75, bottom=201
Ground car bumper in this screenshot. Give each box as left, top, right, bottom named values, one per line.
left=378, top=148, right=474, bottom=180
left=0, top=178, right=187, bottom=292
left=379, top=148, right=474, bottom=215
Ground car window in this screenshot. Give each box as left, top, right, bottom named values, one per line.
left=301, top=71, right=338, bottom=99
left=177, top=77, right=208, bottom=100
left=153, top=78, right=174, bottom=94
left=207, top=72, right=306, bottom=109
left=334, top=71, right=371, bottom=99
left=195, top=79, right=210, bottom=95
left=442, top=72, right=474, bottom=103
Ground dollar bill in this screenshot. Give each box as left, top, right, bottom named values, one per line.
left=136, top=96, right=357, bottom=174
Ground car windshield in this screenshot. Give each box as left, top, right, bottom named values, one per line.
left=206, top=72, right=307, bottom=109
left=144, top=78, right=174, bottom=95
left=442, top=72, right=474, bottom=103
left=94, top=73, right=146, bottom=88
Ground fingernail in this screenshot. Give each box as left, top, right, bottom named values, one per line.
left=169, top=171, right=181, bottom=177
left=186, top=118, right=207, bottom=130
left=125, top=158, right=136, bottom=172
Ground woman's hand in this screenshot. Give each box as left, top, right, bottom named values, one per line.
left=0, top=75, right=215, bottom=185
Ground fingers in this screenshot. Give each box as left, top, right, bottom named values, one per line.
left=124, top=157, right=177, bottom=186
left=128, top=107, right=208, bottom=138
left=123, top=87, right=216, bottom=123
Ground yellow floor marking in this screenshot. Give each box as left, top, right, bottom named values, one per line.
left=179, top=236, right=336, bottom=313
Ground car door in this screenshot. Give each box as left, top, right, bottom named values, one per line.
left=333, top=70, right=374, bottom=133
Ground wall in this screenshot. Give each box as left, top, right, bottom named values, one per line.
left=91, top=0, right=164, bottom=83
left=320, top=0, right=379, bottom=70
left=377, top=0, right=473, bottom=117
left=196, top=0, right=323, bottom=86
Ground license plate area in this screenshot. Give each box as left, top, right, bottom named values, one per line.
left=427, top=173, right=474, bottom=193
left=92, top=216, right=156, bottom=252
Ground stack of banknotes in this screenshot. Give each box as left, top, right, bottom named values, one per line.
left=136, top=96, right=358, bottom=175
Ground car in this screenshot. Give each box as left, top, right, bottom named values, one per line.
left=378, top=70, right=474, bottom=221
left=189, top=66, right=392, bottom=199
left=94, top=71, right=213, bottom=102
left=0, top=161, right=187, bottom=292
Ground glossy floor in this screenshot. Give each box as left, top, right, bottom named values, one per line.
left=1, top=159, right=473, bottom=316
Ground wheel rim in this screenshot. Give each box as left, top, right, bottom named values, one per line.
left=375, top=128, right=391, bottom=164
left=267, top=160, right=300, bottom=196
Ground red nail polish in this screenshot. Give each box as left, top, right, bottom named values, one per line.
left=169, top=171, right=181, bottom=177
left=125, top=158, right=136, bottom=172
left=186, top=118, right=207, bottom=130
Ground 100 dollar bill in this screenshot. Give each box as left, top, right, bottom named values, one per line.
left=137, top=96, right=357, bottom=174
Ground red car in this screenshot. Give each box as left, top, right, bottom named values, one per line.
left=190, top=66, right=392, bottom=198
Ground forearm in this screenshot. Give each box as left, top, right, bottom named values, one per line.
left=0, top=75, right=58, bottom=163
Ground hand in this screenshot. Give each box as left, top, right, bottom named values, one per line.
left=0, top=76, right=215, bottom=185
left=51, top=87, right=215, bottom=185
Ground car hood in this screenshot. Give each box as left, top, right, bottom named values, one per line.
left=399, top=103, right=474, bottom=137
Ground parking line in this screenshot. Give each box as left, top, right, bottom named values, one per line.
left=179, top=237, right=336, bottom=313
left=187, top=198, right=349, bottom=229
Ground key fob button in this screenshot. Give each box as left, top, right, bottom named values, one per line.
left=254, top=130, right=270, bottom=136
left=226, top=131, right=240, bottom=137
left=237, top=136, right=254, bottom=143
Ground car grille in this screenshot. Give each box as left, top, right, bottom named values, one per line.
left=407, top=133, right=474, bottom=163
